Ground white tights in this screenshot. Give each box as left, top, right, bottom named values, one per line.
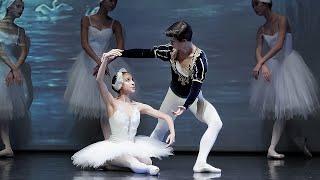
left=109, top=155, right=158, bottom=175
left=150, top=88, right=223, bottom=166
left=269, top=118, right=286, bottom=151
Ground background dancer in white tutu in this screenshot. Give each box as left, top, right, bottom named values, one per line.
left=117, top=21, right=223, bottom=173
left=71, top=49, right=175, bottom=176
left=0, top=0, right=33, bottom=157
left=64, top=0, right=127, bottom=140
left=250, top=0, right=320, bottom=159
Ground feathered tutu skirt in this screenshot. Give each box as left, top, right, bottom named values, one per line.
left=71, top=136, right=173, bottom=168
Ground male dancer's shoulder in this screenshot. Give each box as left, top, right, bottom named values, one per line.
left=192, top=49, right=208, bottom=83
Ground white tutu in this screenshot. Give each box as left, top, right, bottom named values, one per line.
left=250, top=50, right=319, bottom=120
left=71, top=136, right=173, bottom=168
left=275, top=51, right=319, bottom=119
left=250, top=58, right=279, bottom=119
left=64, top=51, right=109, bottom=119
left=0, top=32, right=32, bottom=122
left=0, top=70, right=28, bottom=121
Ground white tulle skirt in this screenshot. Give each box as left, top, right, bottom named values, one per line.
left=71, top=136, right=173, bottom=168
left=0, top=63, right=32, bottom=122
left=64, top=52, right=110, bottom=119
left=64, top=51, right=131, bottom=119
left=250, top=50, right=320, bottom=120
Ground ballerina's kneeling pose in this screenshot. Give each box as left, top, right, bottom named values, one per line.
left=71, top=49, right=175, bottom=176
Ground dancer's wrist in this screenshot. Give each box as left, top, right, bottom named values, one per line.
left=11, top=65, right=18, bottom=71
left=96, top=60, right=102, bottom=66
left=179, top=105, right=187, bottom=110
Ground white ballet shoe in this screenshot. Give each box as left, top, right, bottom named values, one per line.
left=193, top=163, right=221, bottom=173
left=267, top=149, right=285, bottom=159
left=148, top=165, right=160, bottom=176
left=0, top=149, right=14, bottom=158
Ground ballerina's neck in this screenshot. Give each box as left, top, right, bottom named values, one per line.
left=117, top=95, right=132, bottom=103
left=96, top=7, right=109, bottom=16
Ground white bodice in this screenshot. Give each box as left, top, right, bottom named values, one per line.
left=88, top=26, right=113, bottom=58
left=0, top=30, right=20, bottom=60
left=263, top=32, right=293, bottom=59
left=0, top=31, right=19, bottom=45
left=0, top=31, right=20, bottom=74
left=108, top=104, right=141, bottom=142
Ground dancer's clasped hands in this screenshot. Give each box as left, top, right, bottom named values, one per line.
left=5, top=69, right=23, bottom=87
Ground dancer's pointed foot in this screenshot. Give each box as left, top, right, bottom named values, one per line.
left=267, top=149, right=285, bottom=159
left=0, top=149, right=14, bottom=158
left=148, top=165, right=160, bottom=176
left=193, top=163, right=221, bottom=173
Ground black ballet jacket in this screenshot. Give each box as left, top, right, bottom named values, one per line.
left=121, top=44, right=208, bottom=109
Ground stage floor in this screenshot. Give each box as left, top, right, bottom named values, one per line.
left=0, top=152, right=319, bottom=180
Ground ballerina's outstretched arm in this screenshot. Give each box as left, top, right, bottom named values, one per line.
left=139, top=103, right=175, bottom=146
left=96, top=49, right=123, bottom=113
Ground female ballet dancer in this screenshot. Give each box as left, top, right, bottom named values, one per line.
left=0, top=0, right=33, bottom=157
left=64, top=0, right=125, bottom=139
left=250, top=0, right=319, bottom=159
left=111, top=21, right=223, bottom=173
left=72, top=49, right=175, bottom=176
